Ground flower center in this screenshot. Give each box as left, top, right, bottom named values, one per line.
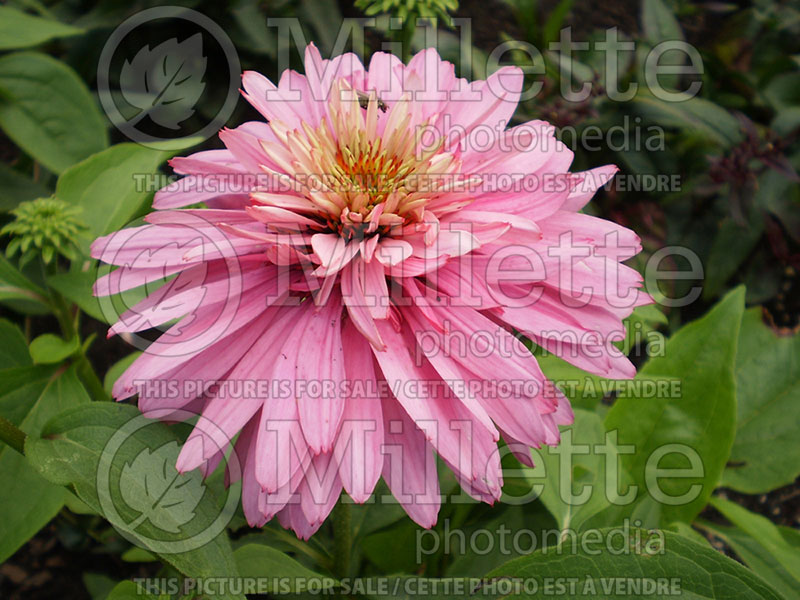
left=256, top=80, right=462, bottom=241
left=334, top=141, right=409, bottom=210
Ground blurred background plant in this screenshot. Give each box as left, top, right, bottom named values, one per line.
left=0, top=0, right=798, bottom=599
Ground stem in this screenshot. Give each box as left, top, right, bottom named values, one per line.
left=332, top=498, right=351, bottom=579
left=269, top=527, right=333, bottom=571
left=50, top=288, right=108, bottom=402
left=76, top=354, right=108, bottom=402
left=0, top=415, right=26, bottom=455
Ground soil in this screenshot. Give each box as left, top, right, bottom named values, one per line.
left=0, top=522, right=159, bottom=600
left=715, top=482, right=800, bottom=530
left=698, top=478, right=800, bottom=560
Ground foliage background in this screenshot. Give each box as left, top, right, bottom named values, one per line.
left=0, top=0, right=798, bottom=598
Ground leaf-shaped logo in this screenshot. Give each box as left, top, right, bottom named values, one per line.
left=120, top=441, right=205, bottom=533
left=119, top=34, right=207, bottom=130
left=117, top=245, right=208, bottom=335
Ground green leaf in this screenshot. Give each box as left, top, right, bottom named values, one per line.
left=665, top=521, right=712, bottom=548
left=0, top=162, right=50, bottom=211
left=523, top=409, right=633, bottom=532
left=234, top=543, right=339, bottom=593
left=741, top=247, right=784, bottom=304
left=0, top=7, right=84, bottom=50
left=232, top=526, right=333, bottom=569
left=230, top=0, right=277, bottom=56
left=709, top=496, right=800, bottom=585
left=0, top=365, right=90, bottom=563
left=55, top=143, right=171, bottom=248
left=443, top=505, right=558, bottom=577
left=699, top=520, right=800, bottom=600
left=0, top=253, right=50, bottom=310
left=535, top=354, right=612, bottom=412
left=29, top=333, right=79, bottom=364
left=618, top=303, right=667, bottom=359
left=361, top=518, right=428, bottom=574
left=628, top=303, right=668, bottom=327
left=763, top=72, right=800, bottom=111
left=632, top=91, right=742, bottom=147
left=486, top=528, right=782, bottom=599
left=602, top=287, right=745, bottom=525
left=639, top=0, right=685, bottom=90
left=351, top=483, right=412, bottom=540
left=25, top=403, right=243, bottom=600
left=298, top=0, right=344, bottom=56
left=0, top=52, right=108, bottom=173
left=641, top=0, right=683, bottom=44
left=722, top=308, right=800, bottom=493
left=104, top=352, right=141, bottom=396
left=64, top=492, right=96, bottom=515
left=106, top=580, right=158, bottom=600
left=703, top=213, right=764, bottom=301
left=0, top=318, right=32, bottom=369
left=543, top=0, right=574, bottom=45
left=46, top=260, right=108, bottom=322
left=545, top=50, right=595, bottom=89
left=754, top=169, right=800, bottom=246
left=83, top=572, right=118, bottom=600
left=120, top=546, right=157, bottom=562
left=772, top=107, right=800, bottom=138
left=355, top=576, right=476, bottom=599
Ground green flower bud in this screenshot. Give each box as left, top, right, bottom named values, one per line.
left=355, top=0, right=459, bottom=25
left=2, top=197, right=87, bottom=267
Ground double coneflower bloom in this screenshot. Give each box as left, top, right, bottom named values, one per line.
left=93, top=45, right=648, bottom=538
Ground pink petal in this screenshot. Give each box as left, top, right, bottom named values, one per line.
left=334, top=321, right=384, bottom=502
left=381, top=395, right=440, bottom=528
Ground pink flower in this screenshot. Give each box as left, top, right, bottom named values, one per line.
left=93, top=44, right=649, bottom=539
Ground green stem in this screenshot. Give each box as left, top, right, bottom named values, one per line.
left=269, top=527, right=333, bottom=571
left=332, top=498, right=352, bottom=579
left=76, top=353, right=108, bottom=402
left=50, top=289, right=107, bottom=402
left=0, top=415, right=26, bottom=455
